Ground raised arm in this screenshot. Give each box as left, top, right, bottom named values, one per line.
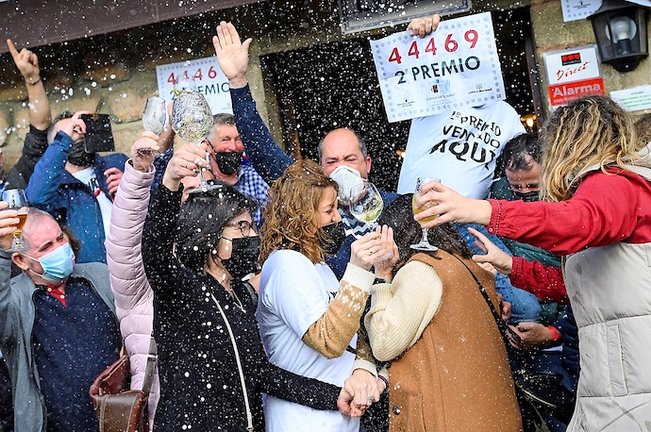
left=141, top=140, right=209, bottom=288
left=106, top=132, right=159, bottom=317
left=0, top=202, right=20, bottom=347
left=5, top=39, right=52, bottom=189
left=213, top=21, right=292, bottom=183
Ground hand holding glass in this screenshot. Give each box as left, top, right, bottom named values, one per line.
left=171, top=78, right=214, bottom=190
left=410, top=177, right=439, bottom=251
left=2, top=189, right=29, bottom=250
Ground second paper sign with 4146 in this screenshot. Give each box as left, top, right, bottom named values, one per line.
left=371, top=12, right=506, bottom=123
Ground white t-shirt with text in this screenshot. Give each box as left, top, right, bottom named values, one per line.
left=257, top=249, right=359, bottom=432
left=398, top=101, right=526, bottom=198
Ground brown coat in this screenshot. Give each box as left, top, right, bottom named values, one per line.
left=388, top=251, right=522, bottom=432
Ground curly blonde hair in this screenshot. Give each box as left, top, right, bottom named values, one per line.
left=260, top=159, right=339, bottom=264
left=540, top=96, right=642, bottom=201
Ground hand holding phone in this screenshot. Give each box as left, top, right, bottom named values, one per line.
left=81, top=113, right=115, bottom=153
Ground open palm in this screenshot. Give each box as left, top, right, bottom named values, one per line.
left=212, top=21, right=252, bottom=85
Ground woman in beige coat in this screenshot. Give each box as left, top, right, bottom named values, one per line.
left=364, top=193, right=522, bottom=432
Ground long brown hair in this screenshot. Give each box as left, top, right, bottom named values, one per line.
left=260, top=159, right=338, bottom=264
left=540, top=96, right=642, bottom=201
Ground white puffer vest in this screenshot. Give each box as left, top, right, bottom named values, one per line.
left=565, top=163, right=651, bottom=431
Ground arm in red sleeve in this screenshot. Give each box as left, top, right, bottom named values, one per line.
left=487, top=171, right=645, bottom=255
left=510, top=256, right=568, bottom=304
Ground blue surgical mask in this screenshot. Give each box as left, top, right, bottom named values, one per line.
left=26, top=243, right=75, bottom=284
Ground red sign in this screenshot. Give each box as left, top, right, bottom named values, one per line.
left=548, top=77, right=605, bottom=107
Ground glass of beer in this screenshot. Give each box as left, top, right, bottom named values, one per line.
left=2, top=189, right=29, bottom=250
left=410, top=177, right=439, bottom=252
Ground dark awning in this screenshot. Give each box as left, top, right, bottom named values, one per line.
left=0, top=0, right=261, bottom=54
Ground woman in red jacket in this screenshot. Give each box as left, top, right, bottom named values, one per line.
left=413, top=95, right=651, bottom=431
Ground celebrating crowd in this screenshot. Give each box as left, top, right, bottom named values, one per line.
left=1, top=12, right=650, bottom=432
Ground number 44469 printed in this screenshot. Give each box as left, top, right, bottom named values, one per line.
left=370, top=12, right=506, bottom=123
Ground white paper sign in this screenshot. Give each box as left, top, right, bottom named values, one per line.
left=543, top=45, right=601, bottom=85
left=156, top=57, right=232, bottom=115
left=370, top=12, right=505, bottom=123
left=561, top=0, right=602, bottom=22
left=611, top=85, right=651, bottom=111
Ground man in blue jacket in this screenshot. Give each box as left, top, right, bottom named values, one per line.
left=0, top=205, right=121, bottom=432
left=26, top=111, right=127, bottom=264
left=213, top=22, right=399, bottom=279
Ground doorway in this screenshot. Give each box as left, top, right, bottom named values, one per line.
left=261, top=7, right=539, bottom=191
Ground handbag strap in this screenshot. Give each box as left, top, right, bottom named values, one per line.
left=141, top=336, right=158, bottom=394
left=449, top=254, right=514, bottom=349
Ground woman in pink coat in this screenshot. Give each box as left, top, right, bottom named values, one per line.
left=105, top=131, right=162, bottom=429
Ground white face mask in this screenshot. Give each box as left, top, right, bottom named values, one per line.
left=329, top=165, right=365, bottom=206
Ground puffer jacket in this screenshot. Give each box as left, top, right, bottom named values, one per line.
left=105, top=161, right=160, bottom=430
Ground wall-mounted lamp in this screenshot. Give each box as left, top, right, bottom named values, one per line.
left=588, top=0, right=649, bottom=72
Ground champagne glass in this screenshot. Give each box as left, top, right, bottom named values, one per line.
left=142, top=96, right=167, bottom=135
left=348, top=181, right=384, bottom=235
left=2, top=189, right=29, bottom=250
left=410, top=177, right=439, bottom=252
left=171, top=77, right=214, bottom=190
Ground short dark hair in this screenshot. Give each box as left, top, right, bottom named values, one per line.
left=377, top=194, right=473, bottom=274
left=174, top=181, right=256, bottom=272
left=501, top=133, right=542, bottom=172
left=47, top=111, right=74, bottom=144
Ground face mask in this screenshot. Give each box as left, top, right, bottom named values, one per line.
left=329, top=166, right=364, bottom=206
left=26, top=243, right=75, bottom=284
left=220, top=236, right=261, bottom=281
left=68, top=139, right=95, bottom=167
left=513, top=190, right=540, bottom=202
left=318, top=221, right=347, bottom=256
left=215, top=152, right=243, bottom=176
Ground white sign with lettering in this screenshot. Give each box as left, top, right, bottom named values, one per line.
left=611, top=85, right=651, bottom=112
left=543, top=45, right=601, bottom=86
left=156, top=57, right=232, bottom=115
left=370, top=12, right=505, bottom=123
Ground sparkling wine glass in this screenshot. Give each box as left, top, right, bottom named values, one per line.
left=410, top=177, right=439, bottom=251
left=348, top=181, right=384, bottom=236
left=142, top=96, right=167, bottom=135
left=2, top=189, right=29, bottom=250
left=171, top=77, right=214, bottom=190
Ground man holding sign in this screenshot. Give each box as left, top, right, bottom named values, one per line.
left=372, top=14, right=526, bottom=198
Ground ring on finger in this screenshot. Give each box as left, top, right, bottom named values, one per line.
left=194, top=157, right=202, bottom=165
left=367, top=395, right=375, bottom=404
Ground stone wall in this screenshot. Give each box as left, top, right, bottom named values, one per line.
left=530, top=0, right=651, bottom=116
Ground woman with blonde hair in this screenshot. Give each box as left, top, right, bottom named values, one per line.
left=414, top=95, right=651, bottom=431
left=258, top=159, right=391, bottom=432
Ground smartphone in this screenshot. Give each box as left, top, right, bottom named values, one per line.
left=81, top=114, right=115, bottom=153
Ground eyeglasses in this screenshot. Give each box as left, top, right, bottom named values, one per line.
left=223, top=220, right=254, bottom=237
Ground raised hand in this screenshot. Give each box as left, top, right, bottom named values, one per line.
left=55, top=111, right=88, bottom=141
left=407, top=14, right=441, bottom=38
left=163, top=140, right=210, bottom=187
left=349, top=228, right=392, bottom=271
left=6, top=39, right=40, bottom=84
left=212, top=21, right=252, bottom=88
left=373, top=225, right=398, bottom=281
left=0, top=202, right=20, bottom=251
left=130, top=131, right=161, bottom=172
left=467, top=227, right=513, bottom=275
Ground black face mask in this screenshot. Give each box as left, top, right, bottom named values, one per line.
left=318, top=221, right=347, bottom=256
left=68, top=139, right=95, bottom=167
left=220, top=236, right=261, bottom=281
left=513, top=190, right=540, bottom=202
left=215, top=152, right=243, bottom=176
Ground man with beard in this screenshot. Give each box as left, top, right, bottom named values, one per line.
left=25, top=112, right=127, bottom=263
